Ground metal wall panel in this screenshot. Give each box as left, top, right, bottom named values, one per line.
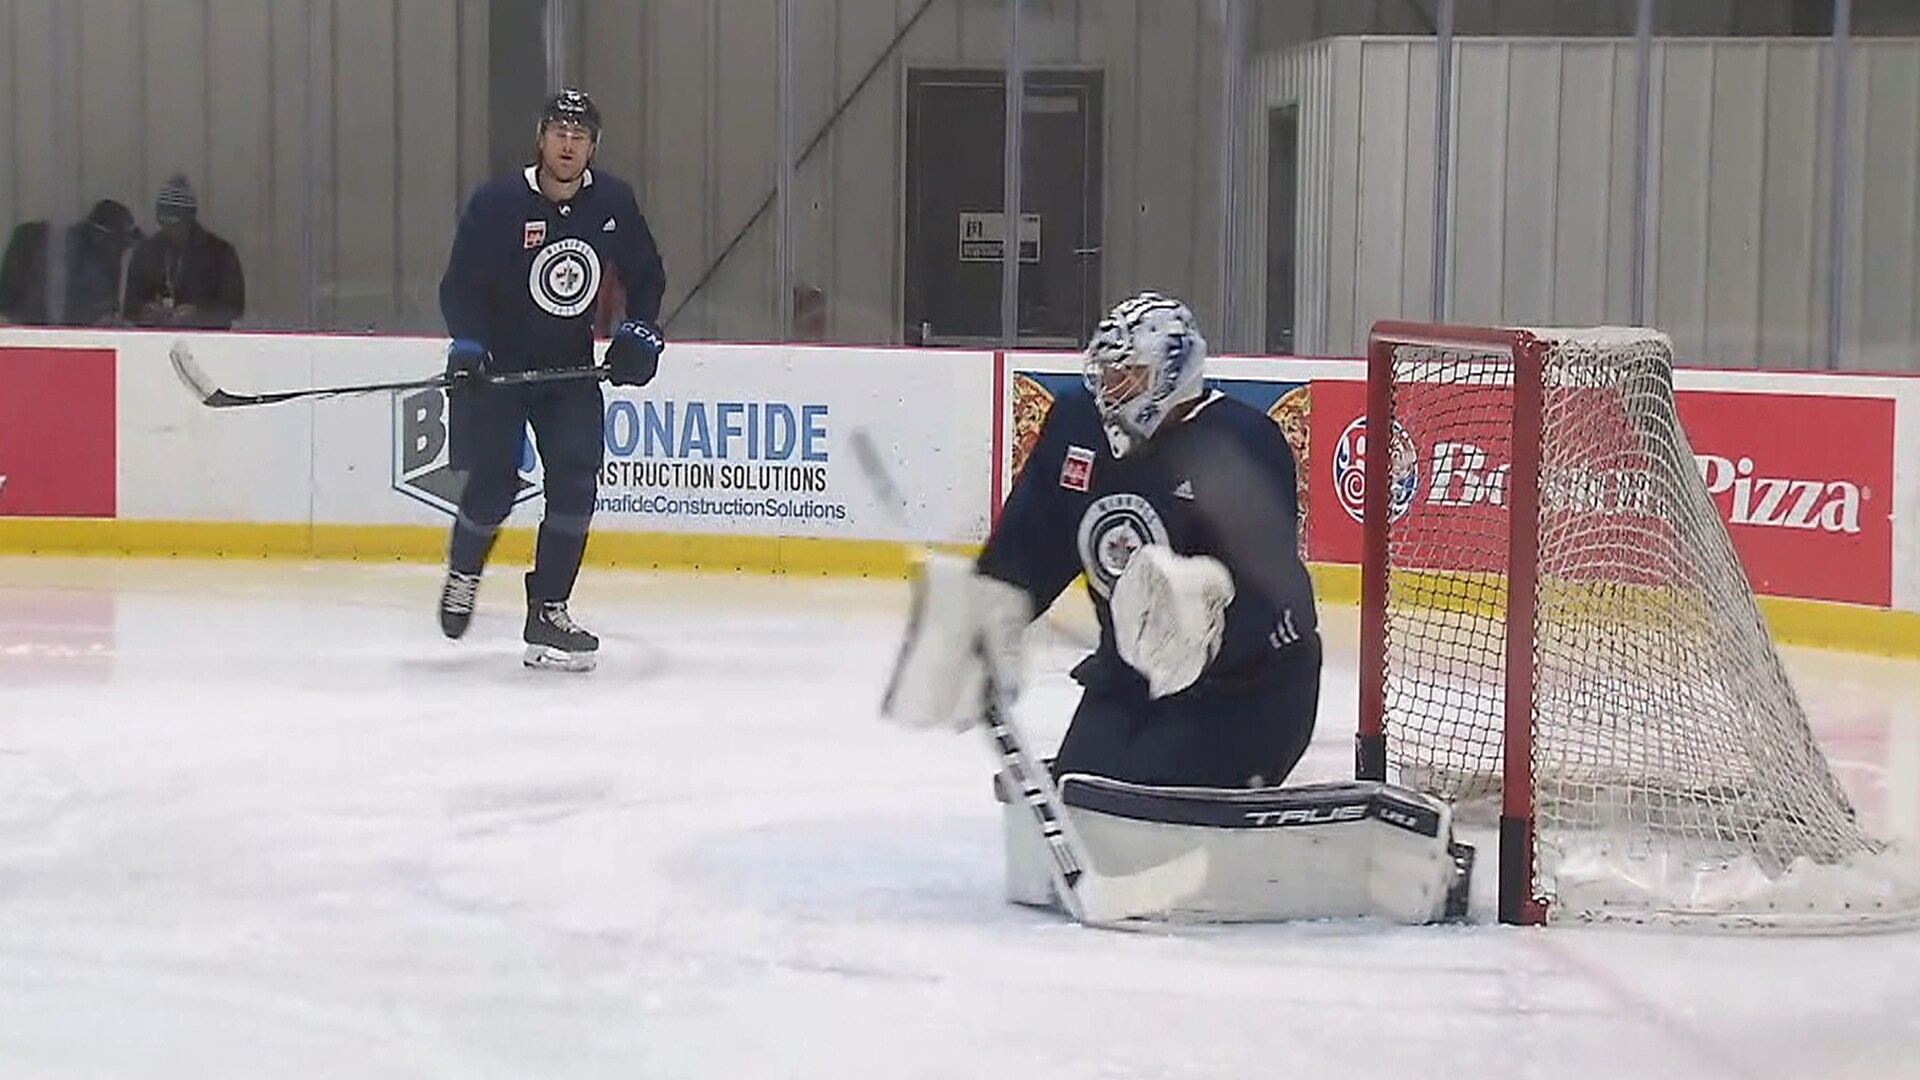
left=203, top=0, right=273, bottom=326
left=0, top=0, right=480, bottom=332
left=396, top=2, right=463, bottom=329
left=5, top=0, right=1915, bottom=359
left=1253, top=35, right=1920, bottom=371
left=331, top=2, right=398, bottom=330
left=578, top=0, right=1234, bottom=345
left=1753, top=41, right=1829, bottom=367
left=1852, top=42, right=1920, bottom=371
left=6, top=1, right=60, bottom=228
left=266, top=0, right=318, bottom=329
left=1245, top=38, right=1337, bottom=354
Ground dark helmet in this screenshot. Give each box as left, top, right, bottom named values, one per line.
left=539, top=87, right=602, bottom=141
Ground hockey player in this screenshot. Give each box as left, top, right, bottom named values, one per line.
left=435, top=88, right=667, bottom=671
left=903, top=291, right=1323, bottom=788
left=881, top=294, right=1472, bottom=924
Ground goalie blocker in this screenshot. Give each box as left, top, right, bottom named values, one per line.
left=998, top=774, right=1474, bottom=924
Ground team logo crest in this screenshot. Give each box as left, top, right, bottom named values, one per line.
left=528, top=237, right=602, bottom=318
left=391, top=387, right=543, bottom=516
left=1332, top=416, right=1418, bottom=524
left=1076, top=493, right=1170, bottom=597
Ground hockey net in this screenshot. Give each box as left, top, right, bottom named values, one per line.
left=1356, top=321, right=1920, bottom=929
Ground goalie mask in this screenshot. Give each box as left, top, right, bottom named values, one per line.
left=1082, top=292, right=1208, bottom=458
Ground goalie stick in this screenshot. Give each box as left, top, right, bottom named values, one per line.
left=849, top=427, right=1209, bottom=928
left=167, top=340, right=607, bottom=409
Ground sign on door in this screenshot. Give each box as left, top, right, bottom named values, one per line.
left=959, top=212, right=1040, bottom=263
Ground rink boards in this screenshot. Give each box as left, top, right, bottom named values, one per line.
left=1, top=328, right=1915, bottom=655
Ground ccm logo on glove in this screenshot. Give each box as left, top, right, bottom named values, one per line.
left=608, top=320, right=664, bottom=387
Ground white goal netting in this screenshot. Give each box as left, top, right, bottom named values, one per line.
left=1375, top=326, right=1920, bottom=929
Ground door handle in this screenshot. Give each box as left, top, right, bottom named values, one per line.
left=1073, top=246, right=1101, bottom=256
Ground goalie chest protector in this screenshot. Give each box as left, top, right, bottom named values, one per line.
left=979, top=387, right=1319, bottom=678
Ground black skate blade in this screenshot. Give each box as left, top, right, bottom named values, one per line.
left=1444, top=840, right=1477, bottom=922
left=523, top=644, right=597, bottom=673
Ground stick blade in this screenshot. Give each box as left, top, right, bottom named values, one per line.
left=1075, top=845, right=1211, bottom=927
left=167, top=339, right=219, bottom=404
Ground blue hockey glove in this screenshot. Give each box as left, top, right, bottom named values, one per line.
left=608, top=320, right=664, bottom=387
left=446, top=338, right=489, bottom=383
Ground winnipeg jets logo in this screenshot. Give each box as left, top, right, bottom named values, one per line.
left=1076, top=493, right=1170, bottom=597
left=528, top=237, right=602, bottom=318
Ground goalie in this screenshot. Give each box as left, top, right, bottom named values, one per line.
left=883, top=293, right=1471, bottom=924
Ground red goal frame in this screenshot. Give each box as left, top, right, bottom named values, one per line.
left=1354, top=320, right=1552, bottom=926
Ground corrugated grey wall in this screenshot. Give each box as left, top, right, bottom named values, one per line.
left=1253, top=0, right=1918, bottom=43
left=1251, top=36, right=1920, bottom=370
left=578, top=0, right=1231, bottom=345
left=0, top=0, right=489, bottom=332
left=4, top=1, right=1916, bottom=363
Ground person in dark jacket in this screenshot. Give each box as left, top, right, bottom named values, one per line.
left=0, top=199, right=142, bottom=326
left=122, top=174, right=245, bottom=329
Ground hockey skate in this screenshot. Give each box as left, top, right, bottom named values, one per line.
left=523, top=601, right=599, bottom=672
left=439, top=570, right=481, bottom=639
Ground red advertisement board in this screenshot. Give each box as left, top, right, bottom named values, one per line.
left=1308, top=379, right=1894, bottom=607
left=1675, top=390, right=1893, bottom=606
left=0, top=346, right=117, bottom=518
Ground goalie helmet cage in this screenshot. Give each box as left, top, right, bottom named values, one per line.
left=1353, top=320, right=1920, bottom=931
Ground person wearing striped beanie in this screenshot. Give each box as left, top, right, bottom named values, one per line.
left=155, top=174, right=197, bottom=227
left=122, top=172, right=246, bottom=329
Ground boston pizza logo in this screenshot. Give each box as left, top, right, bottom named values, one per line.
left=528, top=237, right=602, bottom=319
left=1076, top=493, right=1170, bottom=597
left=1331, top=416, right=1418, bottom=524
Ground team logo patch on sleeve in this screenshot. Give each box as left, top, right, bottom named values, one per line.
left=1060, top=445, right=1096, bottom=491
left=524, top=220, right=547, bottom=249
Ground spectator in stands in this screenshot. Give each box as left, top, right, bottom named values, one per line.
left=0, top=199, right=143, bottom=327
left=122, top=174, right=246, bottom=330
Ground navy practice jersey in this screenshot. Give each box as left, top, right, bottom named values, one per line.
left=978, top=386, right=1318, bottom=691
left=440, top=166, right=666, bottom=372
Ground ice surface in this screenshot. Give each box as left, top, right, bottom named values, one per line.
left=2, top=556, right=1918, bottom=1079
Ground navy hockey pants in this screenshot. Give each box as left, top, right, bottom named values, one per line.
left=448, top=378, right=604, bottom=603
left=1051, top=632, right=1322, bottom=789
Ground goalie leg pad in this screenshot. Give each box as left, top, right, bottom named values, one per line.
left=881, top=552, right=1033, bottom=732
left=998, top=775, right=1469, bottom=924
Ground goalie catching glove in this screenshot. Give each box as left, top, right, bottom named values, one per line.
left=1110, top=544, right=1235, bottom=699
left=881, top=552, right=1034, bottom=732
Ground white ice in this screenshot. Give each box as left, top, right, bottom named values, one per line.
left=2, top=555, right=1919, bottom=1079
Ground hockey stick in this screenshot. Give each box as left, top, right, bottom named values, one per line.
left=167, top=340, right=606, bottom=409
left=849, top=427, right=1208, bottom=927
